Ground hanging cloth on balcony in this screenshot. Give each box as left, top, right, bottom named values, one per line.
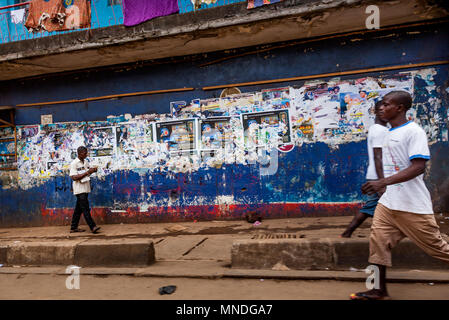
left=61, top=0, right=91, bottom=30
left=25, top=0, right=65, bottom=32
left=122, top=0, right=179, bottom=27
left=11, top=9, right=26, bottom=24
left=247, top=0, right=283, bottom=9
left=25, top=0, right=91, bottom=33
left=190, top=0, right=218, bottom=11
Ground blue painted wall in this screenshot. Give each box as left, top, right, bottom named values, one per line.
left=0, top=23, right=448, bottom=227
left=1, top=24, right=448, bottom=125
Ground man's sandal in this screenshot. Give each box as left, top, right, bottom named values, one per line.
left=91, top=226, right=101, bottom=234
left=350, top=292, right=391, bottom=300
left=70, top=228, right=85, bottom=233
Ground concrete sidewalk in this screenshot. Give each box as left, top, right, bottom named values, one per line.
left=0, top=216, right=448, bottom=282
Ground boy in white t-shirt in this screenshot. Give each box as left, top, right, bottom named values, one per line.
left=341, top=101, right=388, bottom=237
left=350, top=91, right=449, bottom=300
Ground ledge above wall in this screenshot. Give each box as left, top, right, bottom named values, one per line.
left=0, top=0, right=448, bottom=82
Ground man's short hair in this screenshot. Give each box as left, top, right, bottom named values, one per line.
left=374, top=100, right=382, bottom=111
left=77, top=146, right=87, bottom=154
left=384, top=90, right=413, bottom=110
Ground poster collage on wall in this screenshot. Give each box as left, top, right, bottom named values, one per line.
left=13, top=68, right=446, bottom=188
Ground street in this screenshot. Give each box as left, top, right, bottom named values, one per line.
left=1, top=273, right=448, bottom=300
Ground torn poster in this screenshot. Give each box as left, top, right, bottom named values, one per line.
left=122, top=0, right=179, bottom=26
left=199, top=117, right=232, bottom=151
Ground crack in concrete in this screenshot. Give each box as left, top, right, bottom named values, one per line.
left=182, top=237, right=208, bottom=256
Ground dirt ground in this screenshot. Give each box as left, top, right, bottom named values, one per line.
left=0, top=274, right=448, bottom=300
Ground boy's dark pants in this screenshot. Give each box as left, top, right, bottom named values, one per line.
left=71, top=193, right=97, bottom=231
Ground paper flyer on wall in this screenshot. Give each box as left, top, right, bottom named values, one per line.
left=155, top=119, right=198, bottom=153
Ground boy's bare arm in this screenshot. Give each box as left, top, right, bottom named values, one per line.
left=373, top=148, right=384, bottom=179
left=362, top=158, right=426, bottom=194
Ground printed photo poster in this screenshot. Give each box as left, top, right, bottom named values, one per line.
left=116, top=122, right=153, bottom=156
left=156, top=119, right=198, bottom=152
left=200, top=117, right=231, bottom=150
left=84, top=127, right=115, bottom=157
left=260, top=87, right=290, bottom=111
left=241, top=109, right=292, bottom=148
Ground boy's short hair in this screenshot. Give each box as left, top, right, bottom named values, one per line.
left=384, top=90, right=413, bottom=110
left=77, top=146, right=87, bottom=154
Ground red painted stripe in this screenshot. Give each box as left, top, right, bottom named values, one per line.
left=41, top=202, right=362, bottom=226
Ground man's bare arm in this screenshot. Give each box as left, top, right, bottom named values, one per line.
left=362, top=158, right=426, bottom=194
left=70, top=168, right=97, bottom=181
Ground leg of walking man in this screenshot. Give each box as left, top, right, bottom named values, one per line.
left=78, top=193, right=100, bottom=233
left=70, top=194, right=85, bottom=232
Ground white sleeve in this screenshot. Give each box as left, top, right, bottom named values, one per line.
left=371, top=127, right=387, bottom=149
left=69, top=162, right=77, bottom=176
left=408, top=127, right=430, bottom=161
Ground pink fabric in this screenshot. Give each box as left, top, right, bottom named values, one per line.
left=122, top=0, right=179, bottom=26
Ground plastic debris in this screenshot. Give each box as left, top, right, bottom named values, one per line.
left=428, top=283, right=435, bottom=286
left=159, top=285, right=177, bottom=295
left=245, top=212, right=262, bottom=224
left=349, top=267, right=360, bottom=272
left=253, top=221, right=262, bottom=226
left=0, top=264, right=3, bottom=268
left=260, top=279, right=264, bottom=282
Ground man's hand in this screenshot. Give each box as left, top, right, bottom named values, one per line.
left=362, top=179, right=386, bottom=195
left=88, top=167, right=97, bottom=174
left=377, top=186, right=386, bottom=197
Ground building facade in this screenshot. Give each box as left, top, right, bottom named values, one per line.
left=0, top=0, right=448, bottom=227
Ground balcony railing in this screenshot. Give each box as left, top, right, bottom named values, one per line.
left=0, top=0, right=246, bottom=44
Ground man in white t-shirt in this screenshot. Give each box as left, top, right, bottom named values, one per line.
left=69, top=146, right=101, bottom=234
left=351, top=91, right=449, bottom=300
left=341, top=101, right=388, bottom=237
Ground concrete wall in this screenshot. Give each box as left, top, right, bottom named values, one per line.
left=0, top=23, right=448, bottom=227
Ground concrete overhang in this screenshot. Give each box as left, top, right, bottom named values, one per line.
left=0, top=0, right=448, bottom=81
